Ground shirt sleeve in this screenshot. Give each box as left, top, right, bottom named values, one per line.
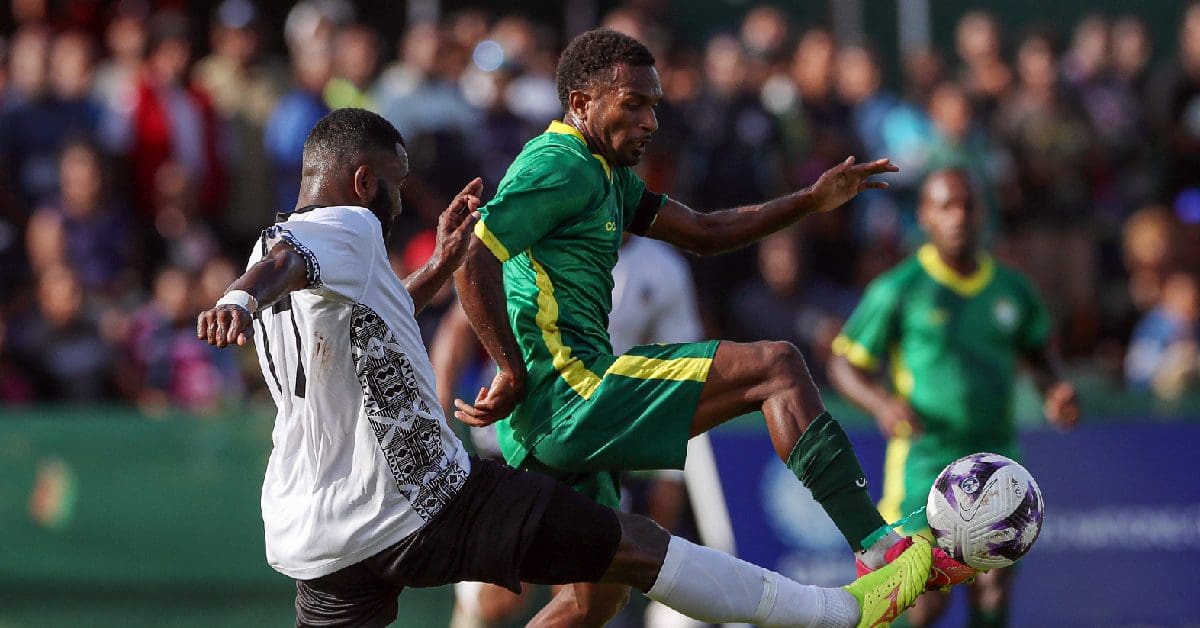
left=832, top=275, right=902, bottom=372
left=616, top=169, right=666, bottom=235
left=474, top=151, right=596, bottom=262
left=264, top=208, right=378, bottom=302
left=1015, top=274, right=1052, bottom=353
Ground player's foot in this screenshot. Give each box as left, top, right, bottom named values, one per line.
left=843, top=535, right=932, bottom=628
left=856, top=536, right=977, bottom=591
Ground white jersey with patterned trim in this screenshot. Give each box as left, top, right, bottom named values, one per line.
left=246, top=205, right=471, bottom=580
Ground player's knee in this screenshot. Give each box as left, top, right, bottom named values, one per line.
left=760, top=341, right=809, bottom=389
left=602, top=512, right=670, bottom=591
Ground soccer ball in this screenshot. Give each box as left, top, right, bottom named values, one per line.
left=926, top=452, right=1044, bottom=570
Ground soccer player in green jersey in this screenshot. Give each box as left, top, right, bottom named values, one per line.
left=829, top=169, right=1081, bottom=627
left=453, top=29, right=969, bottom=625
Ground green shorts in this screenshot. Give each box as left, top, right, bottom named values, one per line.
left=498, top=340, right=720, bottom=509
left=879, top=436, right=1018, bottom=534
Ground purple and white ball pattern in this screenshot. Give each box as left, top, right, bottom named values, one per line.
left=926, top=452, right=1044, bottom=570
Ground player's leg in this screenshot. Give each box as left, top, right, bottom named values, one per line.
left=450, top=581, right=532, bottom=628
left=967, top=567, right=1013, bottom=628
left=692, top=340, right=896, bottom=560
left=528, top=583, right=630, bottom=628
left=518, top=470, right=933, bottom=628
left=293, top=562, right=403, bottom=628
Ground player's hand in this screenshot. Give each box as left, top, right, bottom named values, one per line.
left=1044, top=381, right=1080, bottom=430
left=808, top=156, right=898, bottom=214
left=196, top=304, right=254, bottom=348
left=432, top=177, right=483, bottom=273
left=453, top=369, right=525, bottom=427
left=876, top=396, right=921, bottom=439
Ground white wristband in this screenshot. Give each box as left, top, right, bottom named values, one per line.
left=216, top=290, right=259, bottom=314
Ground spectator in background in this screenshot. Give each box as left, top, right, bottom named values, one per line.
left=1126, top=270, right=1200, bottom=399
left=376, top=21, right=481, bottom=202
left=264, top=40, right=332, bottom=213
left=954, top=10, right=1013, bottom=125
left=1122, top=205, right=1183, bottom=314
left=323, top=23, right=379, bottom=110
left=11, top=264, right=114, bottom=401
left=680, top=32, right=784, bottom=333
left=739, top=4, right=790, bottom=92
left=1063, top=14, right=1152, bottom=217
left=924, top=80, right=1012, bottom=241
left=119, top=12, right=224, bottom=225
left=1150, top=2, right=1200, bottom=203
left=3, top=23, right=49, bottom=111
left=93, top=0, right=147, bottom=126
left=125, top=265, right=241, bottom=414
left=1112, top=14, right=1153, bottom=95
left=26, top=140, right=133, bottom=296
left=193, top=0, right=285, bottom=240
left=0, top=28, right=103, bottom=208
left=491, top=17, right=561, bottom=127
left=730, top=230, right=850, bottom=386
left=994, top=26, right=1098, bottom=350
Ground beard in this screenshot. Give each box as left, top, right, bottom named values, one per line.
left=367, top=184, right=397, bottom=239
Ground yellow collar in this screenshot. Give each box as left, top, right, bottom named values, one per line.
left=546, top=121, right=612, bottom=181
left=916, top=244, right=994, bottom=297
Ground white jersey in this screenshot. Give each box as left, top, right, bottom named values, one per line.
left=247, top=205, right=470, bottom=580
left=609, top=236, right=703, bottom=354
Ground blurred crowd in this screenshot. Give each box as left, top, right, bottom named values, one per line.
left=2, top=0, right=1200, bottom=412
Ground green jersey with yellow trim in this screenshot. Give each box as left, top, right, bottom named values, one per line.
left=833, top=244, right=1051, bottom=452
left=474, top=121, right=670, bottom=458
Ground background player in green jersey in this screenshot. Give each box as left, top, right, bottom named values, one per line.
left=453, top=29, right=970, bottom=625
left=829, top=169, right=1081, bottom=627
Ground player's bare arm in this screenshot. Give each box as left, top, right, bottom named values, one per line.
left=453, top=238, right=528, bottom=427
left=196, top=241, right=310, bottom=348
left=828, top=355, right=922, bottom=438
left=645, top=156, right=898, bottom=255
left=1025, top=345, right=1081, bottom=428
left=403, top=177, right=483, bottom=314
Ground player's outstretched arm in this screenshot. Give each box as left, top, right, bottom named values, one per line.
left=403, top=178, right=482, bottom=314
left=828, top=355, right=921, bottom=438
left=452, top=238, right=528, bottom=426
left=645, top=157, right=897, bottom=256
left=1026, top=345, right=1081, bottom=429
left=196, top=241, right=310, bottom=348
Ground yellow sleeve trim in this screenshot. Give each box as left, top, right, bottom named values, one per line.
left=606, top=355, right=713, bottom=382
left=832, top=335, right=879, bottom=371
left=473, top=220, right=511, bottom=263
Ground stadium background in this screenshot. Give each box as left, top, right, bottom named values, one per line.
left=2, top=0, right=1200, bottom=626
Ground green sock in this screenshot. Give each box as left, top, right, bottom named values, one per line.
left=785, top=412, right=886, bottom=551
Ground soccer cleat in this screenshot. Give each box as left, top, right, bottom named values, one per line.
left=843, top=535, right=933, bottom=628
left=856, top=536, right=978, bottom=591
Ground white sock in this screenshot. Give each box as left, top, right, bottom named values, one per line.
left=857, top=530, right=903, bottom=570
left=646, top=536, right=860, bottom=628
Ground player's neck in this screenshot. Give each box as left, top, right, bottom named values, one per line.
left=936, top=247, right=980, bottom=276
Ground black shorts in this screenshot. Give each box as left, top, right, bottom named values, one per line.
left=293, top=457, right=621, bottom=627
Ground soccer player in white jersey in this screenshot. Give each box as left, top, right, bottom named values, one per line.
left=197, top=108, right=934, bottom=628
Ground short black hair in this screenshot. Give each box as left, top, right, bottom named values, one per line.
left=555, top=28, right=655, bottom=108
left=302, top=108, right=405, bottom=172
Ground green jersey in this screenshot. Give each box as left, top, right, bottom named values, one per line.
left=474, top=121, right=668, bottom=462
left=833, top=244, right=1051, bottom=453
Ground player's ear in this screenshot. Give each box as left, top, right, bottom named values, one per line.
left=352, top=164, right=375, bottom=205
left=567, top=89, right=592, bottom=123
